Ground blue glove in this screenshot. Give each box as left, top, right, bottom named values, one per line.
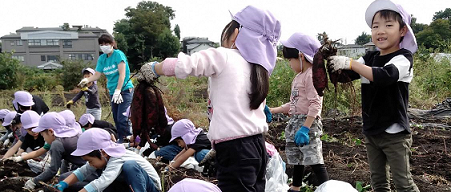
left=264, top=105, right=272, bottom=123
left=294, top=126, right=310, bottom=146
left=54, top=181, right=68, bottom=191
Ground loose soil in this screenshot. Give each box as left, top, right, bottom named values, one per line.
left=1, top=115, right=450, bottom=191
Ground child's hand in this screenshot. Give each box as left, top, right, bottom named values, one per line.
left=328, top=56, right=352, bottom=72
left=53, top=181, right=68, bottom=191
left=66, top=100, right=73, bottom=108
left=264, top=105, right=272, bottom=123
left=81, top=87, right=89, bottom=91
left=294, top=126, right=310, bottom=146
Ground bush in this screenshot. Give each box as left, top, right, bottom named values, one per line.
left=23, top=72, right=60, bottom=91
left=0, top=52, right=21, bottom=89
left=60, top=59, right=95, bottom=91
left=267, top=60, right=295, bottom=107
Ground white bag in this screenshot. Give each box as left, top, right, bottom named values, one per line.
left=265, top=152, right=289, bottom=192
left=314, top=180, right=358, bottom=192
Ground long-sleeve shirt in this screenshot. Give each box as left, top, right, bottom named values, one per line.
left=279, top=67, right=322, bottom=118
left=346, top=48, right=413, bottom=136
left=74, top=150, right=161, bottom=192
left=71, top=84, right=101, bottom=109
left=33, top=136, right=85, bottom=183
left=162, top=47, right=268, bottom=143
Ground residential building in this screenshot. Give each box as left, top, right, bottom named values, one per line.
left=364, top=42, right=377, bottom=52
left=182, top=37, right=216, bottom=55
left=0, top=26, right=107, bottom=67
left=337, top=44, right=366, bottom=58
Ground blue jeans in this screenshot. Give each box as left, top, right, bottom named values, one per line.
left=154, top=144, right=183, bottom=162
left=110, top=88, right=133, bottom=143
left=86, top=108, right=102, bottom=120
left=194, top=149, right=210, bottom=162
left=121, top=160, right=158, bottom=192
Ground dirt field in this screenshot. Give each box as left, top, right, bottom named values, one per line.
left=0, top=115, right=450, bottom=191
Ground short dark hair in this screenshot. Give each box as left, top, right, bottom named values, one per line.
left=282, top=47, right=300, bottom=59
left=98, top=34, right=117, bottom=49
left=83, top=70, right=92, bottom=76
left=85, top=150, right=102, bottom=159
left=373, top=10, right=406, bottom=42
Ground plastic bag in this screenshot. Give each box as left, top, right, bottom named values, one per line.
left=265, top=152, right=289, bottom=192
left=314, top=180, right=358, bottom=192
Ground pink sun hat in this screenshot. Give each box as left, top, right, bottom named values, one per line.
left=280, top=32, right=321, bottom=64
left=365, top=0, right=417, bottom=53
left=232, top=5, right=281, bottom=75
left=2, top=111, right=17, bottom=126
left=32, top=112, right=79, bottom=137
left=169, top=119, right=202, bottom=145
left=168, top=178, right=221, bottom=192
left=21, top=110, right=41, bottom=129
left=71, top=128, right=126, bottom=157
left=79, top=113, right=95, bottom=127
left=13, top=91, right=35, bottom=108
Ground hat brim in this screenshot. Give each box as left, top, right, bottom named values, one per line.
left=365, top=0, right=399, bottom=27
left=2, top=121, right=11, bottom=126
left=32, top=126, right=47, bottom=133
left=71, top=148, right=93, bottom=157
left=103, top=144, right=126, bottom=158
left=280, top=39, right=314, bottom=63
left=23, top=122, right=39, bottom=129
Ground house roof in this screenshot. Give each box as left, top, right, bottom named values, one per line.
left=37, top=61, right=63, bottom=70
left=338, top=44, right=364, bottom=49
left=187, top=38, right=213, bottom=44
left=364, top=42, right=375, bottom=46
left=17, top=26, right=107, bottom=33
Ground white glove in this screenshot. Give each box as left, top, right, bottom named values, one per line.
left=78, top=78, right=90, bottom=87
left=24, top=179, right=36, bottom=190
left=112, top=89, right=123, bottom=104
left=11, top=156, right=23, bottom=162
left=328, top=56, right=352, bottom=72
left=3, top=139, right=10, bottom=147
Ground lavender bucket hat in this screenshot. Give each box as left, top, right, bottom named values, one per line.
left=79, top=113, right=95, bottom=127
left=21, top=110, right=41, bottom=129
left=168, top=178, right=221, bottom=192
left=32, top=112, right=79, bottom=137
left=59, top=110, right=82, bottom=135
left=13, top=91, right=35, bottom=108
left=0, top=109, right=11, bottom=121
left=165, top=107, right=174, bottom=125
left=2, top=111, right=17, bottom=126
left=71, top=128, right=126, bottom=157
left=232, top=5, right=281, bottom=75
left=169, top=119, right=202, bottom=145
left=365, top=0, right=417, bottom=53
left=280, top=32, right=321, bottom=64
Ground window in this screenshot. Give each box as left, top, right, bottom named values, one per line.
left=41, top=55, right=46, bottom=61
left=12, top=55, right=24, bottom=62
left=15, top=40, right=23, bottom=46
left=29, top=40, right=41, bottom=46
left=68, top=54, right=76, bottom=60
left=47, top=55, right=58, bottom=61
left=63, top=40, right=72, bottom=48
left=46, top=39, right=59, bottom=46
left=82, top=53, right=94, bottom=60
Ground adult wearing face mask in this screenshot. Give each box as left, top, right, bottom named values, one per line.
left=78, top=34, right=134, bottom=143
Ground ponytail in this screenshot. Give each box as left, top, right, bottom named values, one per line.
left=249, top=64, right=269, bottom=110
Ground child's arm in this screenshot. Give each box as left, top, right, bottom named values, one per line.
left=2, top=140, right=22, bottom=159
left=21, top=147, right=48, bottom=161
left=269, top=104, right=289, bottom=114
left=33, top=141, right=65, bottom=183
left=70, top=91, right=84, bottom=104
left=172, top=148, right=186, bottom=162
left=170, top=148, right=196, bottom=169
left=16, top=148, right=24, bottom=156
left=329, top=56, right=374, bottom=81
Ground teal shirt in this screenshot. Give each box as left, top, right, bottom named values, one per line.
left=96, top=49, right=134, bottom=94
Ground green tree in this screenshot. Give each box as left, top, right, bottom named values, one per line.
left=174, top=24, right=181, bottom=39
left=416, top=19, right=451, bottom=50
left=355, top=32, right=371, bottom=45
left=0, top=52, right=21, bottom=89
left=433, top=8, right=451, bottom=22
left=410, top=16, right=428, bottom=34
left=156, top=29, right=181, bottom=58
left=114, top=1, right=178, bottom=70
left=61, top=23, right=70, bottom=31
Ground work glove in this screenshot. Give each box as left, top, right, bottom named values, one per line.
left=78, top=78, right=90, bottom=87
left=24, top=179, right=36, bottom=190
left=264, top=105, right=272, bottom=123
left=136, top=62, right=159, bottom=83
left=294, top=126, right=310, bottom=146
left=81, top=87, right=89, bottom=91
left=66, top=100, right=73, bottom=108
left=9, top=156, right=23, bottom=162
left=327, top=56, right=352, bottom=72
left=3, top=139, right=10, bottom=147
left=53, top=181, right=69, bottom=191
left=112, top=89, right=123, bottom=104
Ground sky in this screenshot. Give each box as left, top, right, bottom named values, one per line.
left=0, top=0, right=449, bottom=45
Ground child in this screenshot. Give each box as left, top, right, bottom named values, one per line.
left=78, top=113, right=117, bottom=139
left=67, top=68, right=102, bottom=120
left=167, top=119, right=211, bottom=170
left=269, top=32, right=329, bottom=190
left=0, top=109, right=12, bottom=146
left=168, top=178, right=221, bottom=192
left=13, top=91, right=49, bottom=115
left=2, top=110, right=44, bottom=159
left=24, top=112, right=86, bottom=190
left=328, top=0, right=419, bottom=191
left=55, top=128, right=161, bottom=192
left=1, top=111, right=22, bottom=148
left=59, top=110, right=83, bottom=135
left=149, top=5, right=280, bottom=191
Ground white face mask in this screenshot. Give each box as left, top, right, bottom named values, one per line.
left=100, top=45, right=113, bottom=54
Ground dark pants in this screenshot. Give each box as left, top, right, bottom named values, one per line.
left=365, top=132, right=419, bottom=192
left=154, top=144, right=183, bottom=162
left=110, top=88, right=133, bottom=143
left=215, top=134, right=267, bottom=192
